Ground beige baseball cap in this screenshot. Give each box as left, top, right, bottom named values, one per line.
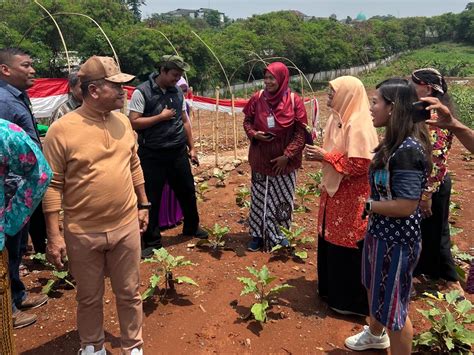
left=78, top=56, right=135, bottom=83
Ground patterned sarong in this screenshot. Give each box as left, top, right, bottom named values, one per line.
left=249, top=171, right=296, bottom=250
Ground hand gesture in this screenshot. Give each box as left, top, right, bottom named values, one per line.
left=160, top=106, right=176, bottom=121
left=304, top=144, right=326, bottom=161
left=46, top=237, right=67, bottom=270
left=270, top=155, right=289, bottom=175
left=138, top=209, right=149, bottom=234
left=254, top=131, right=275, bottom=142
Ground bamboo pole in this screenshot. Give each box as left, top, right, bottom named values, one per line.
left=34, top=1, right=71, bottom=72
left=300, top=74, right=305, bottom=100
left=224, top=109, right=228, bottom=147
left=214, top=87, right=220, bottom=167
left=195, top=109, right=202, bottom=149
left=231, top=94, right=237, bottom=159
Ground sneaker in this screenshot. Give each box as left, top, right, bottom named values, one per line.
left=131, top=348, right=143, bottom=355
left=345, top=325, right=390, bottom=351
left=183, top=227, right=208, bottom=239
left=19, top=263, right=30, bottom=276
left=12, top=309, right=37, bottom=329
left=78, top=345, right=106, bottom=355
left=247, top=237, right=263, bottom=252
left=18, top=293, right=48, bottom=310
left=141, top=246, right=159, bottom=259
left=280, top=238, right=290, bottom=247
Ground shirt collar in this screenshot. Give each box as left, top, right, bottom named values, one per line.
left=149, top=72, right=178, bottom=94
left=0, top=79, right=25, bottom=98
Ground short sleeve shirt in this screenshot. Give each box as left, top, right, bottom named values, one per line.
left=129, top=89, right=187, bottom=114
left=368, top=137, right=428, bottom=244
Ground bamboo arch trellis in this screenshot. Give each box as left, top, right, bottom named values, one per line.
left=19, top=8, right=120, bottom=72
left=33, top=0, right=71, bottom=72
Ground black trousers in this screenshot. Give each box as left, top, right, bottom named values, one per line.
left=317, top=207, right=369, bottom=316
left=28, top=202, right=47, bottom=254
left=415, top=175, right=459, bottom=282
left=139, top=145, right=199, bottom=249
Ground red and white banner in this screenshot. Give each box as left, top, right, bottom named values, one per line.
left=28, top=78, right=319, bottom=129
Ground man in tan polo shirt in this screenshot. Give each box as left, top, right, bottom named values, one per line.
left=43, top=56, right=148, bottom=355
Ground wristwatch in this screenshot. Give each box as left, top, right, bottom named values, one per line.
left=138, top=202, right=152, bottom=210
left=364, top=200, right=373, bottom=214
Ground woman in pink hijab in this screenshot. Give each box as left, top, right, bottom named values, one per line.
left=243, top=62, right=308, bottom=251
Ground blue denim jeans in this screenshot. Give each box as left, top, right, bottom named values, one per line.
left=5, top=223, right=29, bottom=311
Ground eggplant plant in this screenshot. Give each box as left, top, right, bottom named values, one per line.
left=237, top=265, right=293, bottom=323
left=196, top=181, right=210, bottom=202
left=31, top=253, right=75, bottom=295
left=141, top=248, right=198, bottom=301
left=271, top=225, right=314, bottom=260
left=295, top=186, right=312, bottom=212
left=196, top=223, right=230, bottom=250
left=235, top=186, right=251, bottom=208
left=307, top=170, right=323, bottom=197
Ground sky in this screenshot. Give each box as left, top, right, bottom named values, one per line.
left=142, top=0, right=469, bottom=20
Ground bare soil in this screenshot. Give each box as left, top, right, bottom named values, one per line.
left=15, top=102, right=473, bottom=354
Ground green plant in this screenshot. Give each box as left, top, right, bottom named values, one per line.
left=271, top=225, right=314, bottom=260
left=413, top=290, right=474, bottom=353
left=451, top=84, right=474, bottom=128
left=196, top=181, right=210, bottom=202
left=295, top=186, right=312, bottom=212
left=236, top=186, right=251, bottom=208
left=451, top=243, right=472, bottom=280
left=237, top=265, right=293, bottom=323
left=31, top=253, right=75, bottom=295
left=306, top=171, right=323, bottom=197
left=449, top=201, right=461, bottom=217
left=141, top=248, right=198, bottom=301
left=213, top=169, right=227, bottom=187
left=196, top=223, right=230, bottom=250
left=451, top=245, right=473, bottom=263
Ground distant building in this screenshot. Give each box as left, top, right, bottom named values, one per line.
left=289, top=10, right=313, bottom=21
left=355, top=12, right=367, bottom=21
left=425, top=27, right=439, bottom=38
left=162, top=8, right=226, bottom=23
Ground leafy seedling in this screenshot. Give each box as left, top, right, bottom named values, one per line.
left=196, top=181, right=210, bottom=202
left=31, top=253, right=75, bottom=295
left=295, top=186, right=312, bottom=212
left=413, top=290, right=474, bottom=353
left=236, top=186, right=251, bottom=208
left=271, top=225, right=314, bottom=260
left=237, top=265, right=293, bottom=323
left=196, top=223, right=230, bottom=250
left=449, top=201, right=461, bottom=217
left=141, top=248, right=198, bottom=301
left=213, top=169, right=227, bottom=187
left=450, top=243, right=472, bottom=280
left=306, top=170, right=323, bottom=196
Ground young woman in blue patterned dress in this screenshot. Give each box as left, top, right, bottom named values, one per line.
left=344, top=79, right=432, bottom=354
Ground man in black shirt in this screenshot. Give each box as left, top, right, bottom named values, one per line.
left=129, top=55, right=207, bottom=258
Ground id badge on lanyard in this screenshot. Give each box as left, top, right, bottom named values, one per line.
left=267, top=113, right=275, bottom=129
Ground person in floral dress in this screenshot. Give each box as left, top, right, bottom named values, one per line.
left=0, top=118, right=52, bottom=350
left=305, top=76, right=378, bottom=316
left=411, top=68, right=464, bottom=297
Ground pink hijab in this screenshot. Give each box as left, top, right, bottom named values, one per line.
left=244, top=62, right=306, bottom=132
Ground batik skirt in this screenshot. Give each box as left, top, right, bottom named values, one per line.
left=248, top=171, right=296, bottom=250
left=362, top=233, right=421, bottom=331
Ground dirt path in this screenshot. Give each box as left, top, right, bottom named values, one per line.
left=14, top=136, right=473, bottom=354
